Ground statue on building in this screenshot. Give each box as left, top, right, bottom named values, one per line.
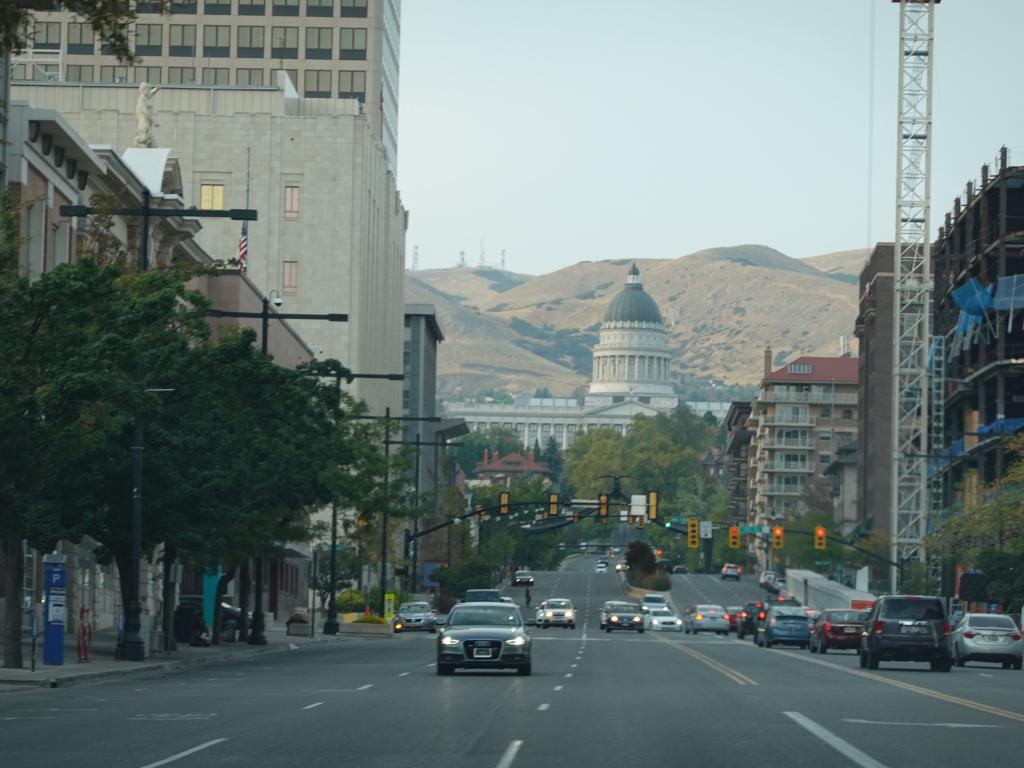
left=134, top=82, right=160, bottom=148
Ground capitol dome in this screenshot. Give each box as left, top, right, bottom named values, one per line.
left=602, top=263, right=663, bottom=325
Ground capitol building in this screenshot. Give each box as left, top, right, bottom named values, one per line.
left=444, top=264, right=681, bottom=449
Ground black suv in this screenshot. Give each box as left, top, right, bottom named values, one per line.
left=859, top=595, right=952, bottom=672
left=736, top=601, right=765, bottom=640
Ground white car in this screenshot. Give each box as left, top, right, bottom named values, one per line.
left=595, top=562, right=608, bottom=573
left=536, top=598, right=576, bottom=629
left=644, top=608, right=683, bottom=632
left=640, top=593, right=669, bottom=614
left=759, top=570, right=778, bottom=589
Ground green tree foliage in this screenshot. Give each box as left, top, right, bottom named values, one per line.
left=541, top=435, right=563, bottom=478
left=533, top=387, right=552, bottom=399
left=451, top=425, right=521, bottom=476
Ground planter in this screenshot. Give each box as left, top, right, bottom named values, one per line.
left=286, top=622, right=312, bottom=637
left=338, top=622, right=393, bottom=638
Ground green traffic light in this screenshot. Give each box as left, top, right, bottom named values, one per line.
left=665, top=521, right=672, bottom=528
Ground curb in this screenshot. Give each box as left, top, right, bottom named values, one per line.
left=0, top=637, right=330, bottom=690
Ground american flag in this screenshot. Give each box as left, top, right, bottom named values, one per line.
left=237, top=221, right=248, bottom=273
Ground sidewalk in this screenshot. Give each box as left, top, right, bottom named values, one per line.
left=0, top=623, right=330, bottom=691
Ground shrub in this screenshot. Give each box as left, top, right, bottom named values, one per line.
left=353, top=615, right=388, bottom=625
left=336, top=589, right=364, bottom=613
left=642, top=574, right=671, bottom=591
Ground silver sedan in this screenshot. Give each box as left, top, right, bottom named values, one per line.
left=683, top=604, right=730, bottom=635
left=952, top=613, right=1022, bottom=669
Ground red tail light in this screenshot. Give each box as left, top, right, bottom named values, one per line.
left=758, top=611, right=766, bottom=620
left=740, top=611, right=748, bottom=618
left=963, top=630, right=978, bottom=639
left=873, top=620, right=884, bottom=634
left=942, top=622, right=950, bottom=637
left=1010, top=633, right=1022, bottom=641
left=723, top=613, right=730, bottom=621
left=823, top=621, right=832, bottom=632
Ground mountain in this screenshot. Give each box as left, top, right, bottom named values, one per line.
left=409, top=244, right=862, bottom=395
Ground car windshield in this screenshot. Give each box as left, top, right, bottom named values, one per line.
left=881, top=599, right=944, bottom=621
left=968, top=615, right=1017, bottom=629
left=447, top=606, right=522, bottom=627
left=399, top=603, right=430, bottom=614
left=775, top=612, right=807, bottom=621
left=610, top=604, right=638, bottom=613
left=645, top=596, right=667, bottom=603
left=515, top=571, right=530, bottom=577
left=697, top=605, right=724, bottom=613
left=652, top=609, right=674, bottom=617
left=827, top=611, right=868, bottom=622
left=464, top=590, right=501, bottom=601
left=548, top=600, right=571, bottom=608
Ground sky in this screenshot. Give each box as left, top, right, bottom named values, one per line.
left=397, top=0, right=1024, bottom=276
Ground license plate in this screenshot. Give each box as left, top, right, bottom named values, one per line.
left=844, top=626, right=857, bottom=634
left=980, top=635, right=1002, bottom=643
left=473, top=648, right=492, bottom=658
left=900, top=625, right=926, bottom=634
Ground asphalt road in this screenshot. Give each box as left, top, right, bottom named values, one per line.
left=2, top=556, right=1023, bottom=768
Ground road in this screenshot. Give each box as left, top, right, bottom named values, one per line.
left=2, top=555, right=1023, bottom=768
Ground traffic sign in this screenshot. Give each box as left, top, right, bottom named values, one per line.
left=699, top=521, right=713, bottom=539
left=740, top=525, right=769, bottom=534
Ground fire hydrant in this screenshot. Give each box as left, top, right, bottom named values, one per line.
left=77, top=606, right=92, bottom=663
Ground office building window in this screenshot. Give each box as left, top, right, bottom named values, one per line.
left=841, top=408, right=853, bottom=420
left=272, top=0, right=299, bottom=15
left=170, top=1, right=198, bottom=13
left=270, top=26, right=298, bottom=58
left=205, top=0, right=232, bottom=14
left=340, top=0, right=367, bottom=18
left=305, top=27, right=331, bottom=59
left=66, top=64, right=94, bottom=82
left=99, top=65, right=129, bottom=83
left=271, top=68, right=298, bottom=88
left=338, top=69, right=365, bottom=101
left=137, top=1, right=161, bottom=10
left=237, top=25, right=264, bottom=56
left=819, top=407, right=831, bottom=418
left=284, top=185, right=300, bottom=219
left=283, top=261, right=298, bottom=294
left=169, top=24, right=196, bottom=56
left=200, top=183, right=225, bottom=210
left=303, top=69, right=330, bottom=98
left=307, top=0, right=333, bottom=16
left=236, top=68, right=264, bottom=85
left=134, top=65, right=161, bottom=83
left=33, top=21, right=60, bottom=49
left=30, top=64, right=59, bottom=81
left=134, top=23, right=163, bottom=56
left=202, top=67, right=229, bottom=85
left=203, top=25, right=230, bottom=56
left=167, top=66, right=196, bottom=84
left=339, top=27, right=366, bottom=59
left=239, top=0, right=265, bottom=14
left=67, top=22, right=94, bottom=54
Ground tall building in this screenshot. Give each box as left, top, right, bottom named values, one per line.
left=16, top=0, right=400, bottom=171
left=13, top=80, right=407, bottom=414
left=444, top=264, right=680, bottom=445
left=746, top=352, right=858, bottom=528
left=853, top=244, right=895, bottom=541
left=723, top=401, right=753, bottom=522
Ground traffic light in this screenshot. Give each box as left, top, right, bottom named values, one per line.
left=598, top=494, right=609, bottom=525
left=404, top=529, right=414, bottom=558
left=656, top=548, right=663, bottom=558
left=728, top=526, right=741, bottom=549
left=647, top=490, right=659, bottom=521
left=548, top=493, right=559, bottom=519
left=814, top=526, right=827, bottom=551
left=772, top=526, right=784, bottom=549
left=499, top=491, right=510, bottom=516
left=687, top=518, right=699, bottom=549
left=636, top=513, right=645, bottom=529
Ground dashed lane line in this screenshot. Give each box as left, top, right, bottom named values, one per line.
left=357, top=684, right=373, bottom=691
left=137, top=739, right=229, bottom=768
left=537, top=703, right=550, bottom=711
left=784, top=712, right=889, bottom=768
left=553, top=685, right=563, bottom=691
left=495, top=740, right=523, bottom=768
left=302, top=702, right=324, bottom=710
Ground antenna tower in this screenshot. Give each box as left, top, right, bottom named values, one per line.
left=890, top=0, right=937, bottom=591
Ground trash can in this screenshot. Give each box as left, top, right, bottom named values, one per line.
left=173, top=603, right=200, bottom=644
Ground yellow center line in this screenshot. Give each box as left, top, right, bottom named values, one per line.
left=653, top=634, right=758, bottom=686
left=734, top=640, right=1024, bottom=725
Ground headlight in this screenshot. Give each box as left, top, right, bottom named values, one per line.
left=545, top=611, right=553, bottom=617
left=632, top=616, right=641, bottom=622
left=611, top=616, right=620, bottom=622
left=566, top=610, right=574, bottom=618
left=440, top=636, right=460, bottom=646
left=394, top=622, right=403, bottom=629
left=505, top=636, right=527, bottom=646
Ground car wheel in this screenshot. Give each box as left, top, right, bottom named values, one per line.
left=819, top=640, right=827, bottom=655
left=638, top=628, right=645, bottom=634
left=437, top=664, right=454, bottom=676
left=570, top=624, right=576, bottom=630
left=1012, top=659, right=1022, bottom=670
left=859, top=650, right=867, bottom=668
left=954, top=646, right=965, bottom=667
left=737, top=630, right=745, bottom=640
left=518, top=663, right=532, bottom=676
left=606, top=627, right=612, bottom=634
left=866, top=651, right=879, bottom=670
left=765, top=638, right=773, bottom=648
left=1002, top=661, right=1012, bottom=670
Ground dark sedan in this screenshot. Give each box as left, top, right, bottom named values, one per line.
left=736, top=601, right=766, bottom=640
left=512, top=570, right=535, bottom=586
left=605, top=602, right=645, bottom=633
left=809, top=609, right=869, bottom=654
left=436, top=603, right=532, bottom=676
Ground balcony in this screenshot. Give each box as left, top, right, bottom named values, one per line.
left=761, top=390, right=858, bottom=406
left=760, top=461, right=814, bottom=473
left=760, top=415, right=815, bottom=427
left=760, top=438, right=814, bottom=450
left=762, top=485, right=805, bottom=497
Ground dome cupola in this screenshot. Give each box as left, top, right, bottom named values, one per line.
left=602, top=262, right=663, bottom=325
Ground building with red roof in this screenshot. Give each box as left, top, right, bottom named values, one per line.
left=474, top=449, right=553, bottom=485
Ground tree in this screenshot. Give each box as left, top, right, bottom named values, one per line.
left=541, top=436, right=564, bottom=478
left=533, top=387, right=552, bottom=399
left=451, top=425, right=521, bottom=476
left=2, top=1, right=156, bottom=61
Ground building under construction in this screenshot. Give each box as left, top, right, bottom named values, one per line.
left=931, top=147, right=1024, bottom=516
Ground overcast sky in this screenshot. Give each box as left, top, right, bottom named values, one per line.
left=398, top=0, right=1024, bottom=275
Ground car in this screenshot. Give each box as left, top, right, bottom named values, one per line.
left=859, top=595, right=953, bottom=672
left=809, top=609, right=869, bottom=653
left=537, top=598, right=576, bottom=629
left=595, top=563, right=607, bottom=573
left=512, top=570, right=535, bottom=586
left=463, top=588, right=502, bottom=603
left=759, top=570, right=778, bottom=589
left=645, top=608, right=683, bottom=632
left=952, top=613, right=1023, bottom=669
left=736, top=601, right=766, bottom=640
left=720, top=563, right=741, bottom=581
left=615, top=562, right=627, bottom=572
left=393, top=601, right=437, bottom=633
left=773, top=578, right=788, bottom=595
left=758, top=606, right=811, bottom=648
left=499, top=596, right=515, bottom=605
left=604, top=601, right=645, bottom=633
left=436, top=602, right=532, bottom=676
left=726, top=605, right=744, bottom=632
left=672, top=564, right=689, bottom=574
left=640, top=593, right=670, bottom=614
left=683, top=604, right=729, bottom=635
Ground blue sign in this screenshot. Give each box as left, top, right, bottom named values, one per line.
left=42, top=556, right=67, bottom=666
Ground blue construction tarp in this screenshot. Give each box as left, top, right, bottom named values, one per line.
left=951, top=277, right=995, bottom=316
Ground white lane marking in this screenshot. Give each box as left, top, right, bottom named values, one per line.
left=357, top=684, right=373, bottom=690
left=537, top=703, right=550, bottom=711
left=137, top=739, right=229, bottom=768
left=553, top=685, right=563, bottom=691
left=564, top=673, right=573, bottom=678
left=302, top=702, right=324, bottom=710
left=979, top=673, right=994, bottom=678
left=495, top=739, right=523, bottom=768
left=571, top=664, right=578, bottom=668
left=398, top=672, right=410, bottom=677
left=784, top=712, right=890, bottom=768
left=426, top=663, right=436, bottom=667
left=843, top=718, right=1001, bottom=729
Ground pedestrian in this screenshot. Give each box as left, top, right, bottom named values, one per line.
left=525, top=588, right=532, bottom=609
